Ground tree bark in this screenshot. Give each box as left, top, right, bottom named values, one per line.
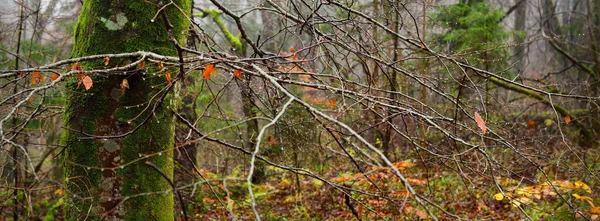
left=61, top=1, right=190, bottom=220
left=513, top=0, right=526, bottom=75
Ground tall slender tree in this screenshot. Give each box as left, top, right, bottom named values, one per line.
left=61, top=1, right=190, bottom=220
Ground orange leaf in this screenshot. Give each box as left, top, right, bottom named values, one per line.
left=71, top=63, right=82, bottom=71
left=31, top=68, right=43, bottom=85
left=474, top=111, right=486, bottom=134
left=165, top=72, right=172, bottom=83
left=565, top=115, right=571, bottom=124
left=266, top=135, right=276, bottom=145
left=76, top=73, right=85, bottom=80
left=140, top=61, right=145, bottom=69
left=290, top=47, right=295, bottom=53
left=104, top=57, right=110, bottom=66
left=54, top=188, right=63, bottom=196
left=158, top=61, right=164, bottom=70
left=527, top=120, right=535, bottom=129
left=415, top=208, right=428, bottom=219
left=82, top=76, right=93, bottom=90
left=164, top=72, right=173, bottom=86
left=203, top=64, right=216, bottom=80
left=52, top=73, right=59, bottom=81
left=328, top=99, right=337, bottom=109
left=19, top=72, right=24, bottom=78
left=234, top=69, right=242, bottom=78
left=591, top=206, right=600, bottom=215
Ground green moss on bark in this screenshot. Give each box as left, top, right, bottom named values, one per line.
left=62, top=0, right=190, bottom=220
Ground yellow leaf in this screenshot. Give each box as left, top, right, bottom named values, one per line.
left=511, top=200, right=521, bottom=208
left=158, top=61, right=164, bottom=70
left=121, top=79, right=129, bottom=90
left=572, top=193, right=581, bottom=200
left=54, top=188, right=63, bottom=196
left=494, top=193, right=504, bottom=201
left=574, top=180, right=591, bottom=192
left=518, top=197, right=531, bottom=204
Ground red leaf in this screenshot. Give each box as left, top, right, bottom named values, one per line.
left=71, top=63, right=82, bottom=71
left=203, top=64, right=216, bottom=80
left=52, top=73, right=59, bottom=81
left=527, top=119, right=535, bottom=129
left=19, top=72, right=24, bottom=78
left=474, top=111, right=486, bottom=134
left=82, top=76, right=93, bottom=90
left=104, top=57, right=110, bottom=66
left=234, top=69, right=242, bottom=78
left=565, top=115, right=571, bottom=124
left=140, top=61, right=145, bottom=69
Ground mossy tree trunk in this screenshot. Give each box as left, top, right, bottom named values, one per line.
left=61, top=1, right=190, bottom=220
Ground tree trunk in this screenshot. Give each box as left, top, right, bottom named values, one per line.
left=513, top=0, right=526, bottom=75
left=61, top=1, right=190, bottom=220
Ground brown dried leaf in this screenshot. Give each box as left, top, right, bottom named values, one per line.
left=474, top=111, right=486, bottom=134
left=82, top=76, right=93, bottom=91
